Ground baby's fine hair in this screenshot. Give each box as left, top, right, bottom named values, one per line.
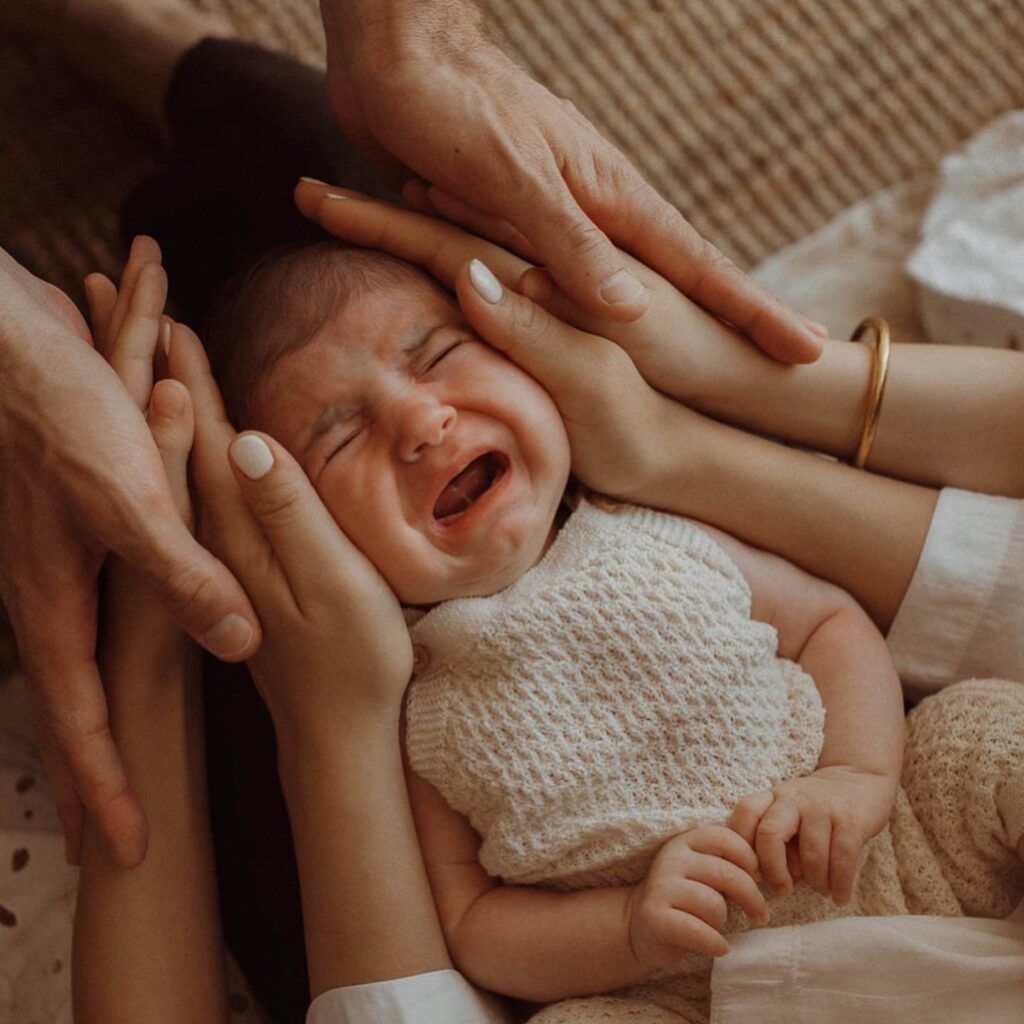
left=204, top=241, right=432, bottom=428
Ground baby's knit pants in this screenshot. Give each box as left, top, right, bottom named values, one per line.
left=525, top=678, right=1024, bottom=1023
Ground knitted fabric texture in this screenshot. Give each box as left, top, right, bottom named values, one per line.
left=405, top=497, right=825, bottom=889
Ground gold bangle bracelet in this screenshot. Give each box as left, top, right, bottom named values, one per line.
left=849, top=316, right=891, bottom=470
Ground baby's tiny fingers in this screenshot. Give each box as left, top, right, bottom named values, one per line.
left=755, top=800, right=800, bottom=895
left=685, top=853, right=769, bottom=925
left=110, top=261, right=168, bottom=408
left=728, top=790, right=775, bottom=849
left=797, top=810, right=833, bottom=896
left=828, top=824, right=864, bottom=907
left=659, top=908, right=730, bottom=959
left=147, top=372, right=195, bottom=526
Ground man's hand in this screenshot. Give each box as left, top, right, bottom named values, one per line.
left=0, top=243, right=259, bottom=868
left=318, top=0, right=825, bottom=360
left=627, top=825, right=769, bottom=968
left=729, top=766, right=897, bottom=907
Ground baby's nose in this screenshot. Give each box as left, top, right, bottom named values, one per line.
left=397, top=396, right=457, bottom=461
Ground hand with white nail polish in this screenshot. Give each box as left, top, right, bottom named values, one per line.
left=318, top=0, right=823, bottom=359
left=166, top=327, right=413, bottom=740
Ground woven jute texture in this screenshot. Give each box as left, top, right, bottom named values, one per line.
left=2, top=0, right=1024, bottom=307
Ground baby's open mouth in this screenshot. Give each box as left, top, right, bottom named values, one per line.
left=433, top=452, right=508, bottom=521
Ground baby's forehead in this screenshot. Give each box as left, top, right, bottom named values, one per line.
left=325, top=273, right=460, bottom=353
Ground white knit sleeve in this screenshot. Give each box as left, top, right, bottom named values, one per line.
left=886, top=488, right=1024, bottom=694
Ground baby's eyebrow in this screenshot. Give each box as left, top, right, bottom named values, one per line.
left=301, top=321, right=452, bottom=456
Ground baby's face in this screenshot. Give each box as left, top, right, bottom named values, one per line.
left=255, top=277, right=571, bottom=605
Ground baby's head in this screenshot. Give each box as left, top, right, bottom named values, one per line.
left=205, top=242, right=571, bottom=606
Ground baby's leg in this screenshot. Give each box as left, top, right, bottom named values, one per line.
left=900, top=678, right=1024, bottom=918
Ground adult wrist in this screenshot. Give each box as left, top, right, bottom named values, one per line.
left=324, top=0, right=487, bottom=72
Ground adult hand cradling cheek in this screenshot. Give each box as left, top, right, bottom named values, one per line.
left=317, top=0, right=825, bottom=359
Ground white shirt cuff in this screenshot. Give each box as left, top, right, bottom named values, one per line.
left=306, top=970, right=511, bottom=1024
left=886, top=487, right=1024, bottom=693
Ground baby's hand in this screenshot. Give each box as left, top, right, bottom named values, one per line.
left=626, top=825, right=769, bottom=968
left=729, top=767, right=897, bottom=907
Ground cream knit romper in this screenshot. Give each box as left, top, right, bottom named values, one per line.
left=405, top=498, right=1024, bottom=1024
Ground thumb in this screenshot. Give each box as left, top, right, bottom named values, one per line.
left=226, top=432, right=361, bottom=605
left=455, top=259, right=622, bottom=406
left=120, top=514, right=260, bottom=662
left=496, top=187, right=649, bottom=323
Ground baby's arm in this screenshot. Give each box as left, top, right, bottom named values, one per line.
left=696, top=523, right=904, bottom=905
left=408, top=771, right=767, bottom=1001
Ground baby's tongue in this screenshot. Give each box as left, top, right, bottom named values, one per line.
left=433, top=454, right=497, bottom=520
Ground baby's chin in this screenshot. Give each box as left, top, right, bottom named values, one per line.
left=388, top=523, right=557, bottom=607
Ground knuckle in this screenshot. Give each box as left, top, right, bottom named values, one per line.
left=247, top=481, right=304, bottom=530
left=509, top=295, right=552, bottom=343
left=558, top=214, right=610, bottom=262
left=154, top=560, right=218, bottom=622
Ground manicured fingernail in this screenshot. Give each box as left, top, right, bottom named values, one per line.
left=469, top=259, right=503, bottom=303
left=231, top=434, right=274, bottom=479
left=160, top=316, right=172, bottom=357
left=599, top=269, right=645, bottom=305
left=324, top=191, right=351, bottom=201
left=299, top=176, right=329, bottom=186
left=809, top=320, right=830, bottom=336
left=204, top=613, right=255, bottom=659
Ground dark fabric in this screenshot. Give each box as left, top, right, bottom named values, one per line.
left=120, top=38, right=395, bottom=1024
left=121, top=36, right=396, bottom=327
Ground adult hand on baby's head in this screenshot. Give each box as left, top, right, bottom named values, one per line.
left=0, top=241, right=258, bottom=869
left=296, top=185, right=807, bottom=418
left=319, top=3, right=823, bottom=361
left=295, top=184, right=711, bottom=502
left=168, top=327, right=413, bottom=739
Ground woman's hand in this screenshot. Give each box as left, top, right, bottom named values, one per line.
left=294, top=184, right=799, bottom=411
left=167, top=325, right=413, bottom=740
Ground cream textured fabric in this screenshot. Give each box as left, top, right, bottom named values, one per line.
left=405, top=498, right=1024, bottom=1022
left=406, top=497, right=826, bottom=890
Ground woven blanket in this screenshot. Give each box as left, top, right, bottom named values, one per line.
left=2, top=0, right=1023, bottom=299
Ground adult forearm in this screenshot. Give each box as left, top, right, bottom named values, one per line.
left=449, top=884, right=646, bottom=1002
left=657, top=304, right=1024, bottom=496
left=632, top=405, right=937, bottom=630
left=73, top=633, right=227, bottom=1023
left=276, top=712, right=451, bottom=998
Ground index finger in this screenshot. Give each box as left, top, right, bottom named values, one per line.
left=295, top=180, right=531, bottom=290
left=19, top=609, right=147, bottom=868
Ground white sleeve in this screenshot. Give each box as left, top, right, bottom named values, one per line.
left=305, top=970, right=512, bottom=1024
left=886, top=487, right=1024, bottom=694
